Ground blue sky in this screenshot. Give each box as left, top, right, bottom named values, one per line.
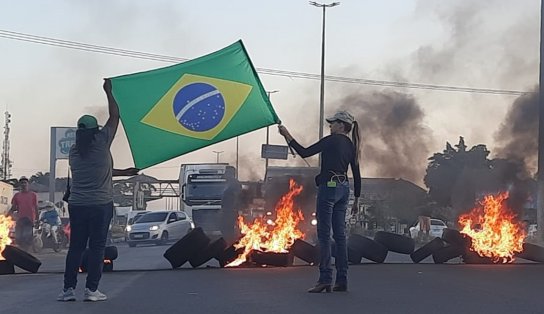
left=0, top=0, right=540, bottom=191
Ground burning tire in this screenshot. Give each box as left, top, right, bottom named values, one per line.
left=432, top=245, right=464, bottom=264
left=515, top=243, right=544, bottom=263
left=373, top=231, right=415, bottom=254
left=0, top=260, right=15, bottom=275
left=80, top=249, right=117, bottom=272
left=291, top=239, right=318, bottom=264
left=102, top=261, right=114, bottom=272
left=250, top=251, right=294, bottom=267
left=163, top=227, right=210, bottom=269
left=218, top=244, right=245, bottom=267
left=104, top=246, right=118, bottom=260
left=348, top=234, right=388, bottom=263
left=189, top=237, right=228, bottom=268
left=441, top=228, right=470, bottom=247
left=1, top=245, right=41, bottom=273
left=410, top=237, right=445, bottom=263
left=462, top=250, right=494, bottom=264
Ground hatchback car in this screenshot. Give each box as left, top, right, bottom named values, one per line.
left=126, top=211, right=194, bottom=247
left=409, top=218, right=447, bottom=239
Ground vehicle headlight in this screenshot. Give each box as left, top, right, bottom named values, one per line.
left=125, top=225, right=132, bottom=232
left=190, top=222, right=195, bottom=229
left=311, top=219, right=317, bottom=226
left=149, top=225, right=160, bottom=231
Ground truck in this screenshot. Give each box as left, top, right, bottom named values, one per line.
left=179, top=163, right=236, bottom=235
left=0, top=181, right=13, bottom=215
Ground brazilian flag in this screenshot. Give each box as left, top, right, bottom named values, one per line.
left=110, top=40, right=280, bottom=169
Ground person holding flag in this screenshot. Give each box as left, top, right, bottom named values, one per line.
left=278, top=111, right=361, bottom=293
left=58, top=79, right=138, bottom=302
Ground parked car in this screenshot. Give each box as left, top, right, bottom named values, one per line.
left=409, top=218, right=447, bottom=239
left=126, top=211, right=194, bottom=247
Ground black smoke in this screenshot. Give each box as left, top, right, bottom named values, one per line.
left=336, top=90, right=433, bottom=184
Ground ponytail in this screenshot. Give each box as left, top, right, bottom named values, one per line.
left=351, top=121, right=360, bottom=165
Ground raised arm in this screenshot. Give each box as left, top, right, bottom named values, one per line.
left=113, top=168, right=140, bottom=177
left=103, top=79, right=120, bottom=140
left=278, top=125, right=328, bottom=158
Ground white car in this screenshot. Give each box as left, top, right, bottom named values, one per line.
left=126, top=211, right=194, bottom=247
left=409, top=218, right=447, bottom=239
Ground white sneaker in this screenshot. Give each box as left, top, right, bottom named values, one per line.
left=57, top=288, right=76, bottom=302
left=83, top=288, right=107, bottom=302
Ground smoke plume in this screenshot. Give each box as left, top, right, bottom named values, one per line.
left=335, top=90, right=433, bottom=184
left=494, top=90, right=538, bottom=177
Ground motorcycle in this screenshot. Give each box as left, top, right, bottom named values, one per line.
left=32, top=221, right=68, bottom=253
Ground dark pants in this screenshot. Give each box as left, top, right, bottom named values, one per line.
left=316, top=181, right=349, bottom=285
left=63, top=202, right=113, bottom=291
left=15, top=217, right=33, bottom=248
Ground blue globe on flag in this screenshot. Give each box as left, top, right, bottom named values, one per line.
left=173, top=82, right=226, bottom=132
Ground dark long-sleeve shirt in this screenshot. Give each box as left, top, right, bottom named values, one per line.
left=290, top=134, right=361, bottom=197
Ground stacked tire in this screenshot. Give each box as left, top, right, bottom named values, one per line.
left=163, top=227, right=213, bottom=268
left=1, top=245, right=41, bottom=273
left=347, top=234, right=388, bottom=264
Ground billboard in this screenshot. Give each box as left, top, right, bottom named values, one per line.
left=52, top=127, right=76, bottom=160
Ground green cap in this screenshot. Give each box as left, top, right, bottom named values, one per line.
left=77, top=115, right=99, bottom=129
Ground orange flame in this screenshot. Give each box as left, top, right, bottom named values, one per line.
left=458, top=192, right=526, bottom=263
left=227, top=179, right=305, bottom=267
left=0, top=215, right=15, bottom=260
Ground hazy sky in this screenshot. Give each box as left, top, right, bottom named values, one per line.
left=0, top=0, right=540, bottom=190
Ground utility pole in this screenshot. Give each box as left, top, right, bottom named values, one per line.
left=236, top=137, right=239, bottom=179
left=1, top=111, right=12, bottom=180
left=265, top=90, right=279, bottom=176
left=537, top=0, right=544, bottom=242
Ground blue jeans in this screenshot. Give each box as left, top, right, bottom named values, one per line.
left=64, top=202, right=113, bottom=291
left=316, top=181, right=349, bottom=285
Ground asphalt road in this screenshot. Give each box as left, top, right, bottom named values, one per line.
left=1, top=243, right=543, bottom=314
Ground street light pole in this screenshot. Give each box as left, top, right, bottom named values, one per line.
left=265, top=90, right=279, bottom=176
left=212, top=150, right=223, bottom=163
left=536, top=0, right=544, bottom=242
left=310, top=1, right=340, bottom=141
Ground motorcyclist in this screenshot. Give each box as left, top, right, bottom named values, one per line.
left=40, top=201, right=61, bottom=244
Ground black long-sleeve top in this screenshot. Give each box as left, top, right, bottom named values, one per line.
left=289, top=133, right=361, bottom=198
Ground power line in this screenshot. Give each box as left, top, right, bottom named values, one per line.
left=0, top=29, right=532, bottom=96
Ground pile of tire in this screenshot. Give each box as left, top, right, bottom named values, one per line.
left=0, top=245, right=41, bottom=274
left=80, top=245, right=119, bottom=272
left=163, top=227, right=228, bottom=269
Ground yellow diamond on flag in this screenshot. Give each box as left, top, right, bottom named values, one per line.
left=141, top=74, right=252, bottom=140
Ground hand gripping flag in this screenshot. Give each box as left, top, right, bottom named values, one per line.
left=110, top=40, right=280, bottom=169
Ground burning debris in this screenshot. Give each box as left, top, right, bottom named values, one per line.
left=458, top=192, right=526, bottom=263
left=227, top=179, right=305, bottom=267
left=0, top=215, right=15, bottom=260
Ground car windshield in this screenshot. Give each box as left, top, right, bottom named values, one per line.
left=135, top=212, right=168, bottom=223
left=128, top=213, right=147, bottom=225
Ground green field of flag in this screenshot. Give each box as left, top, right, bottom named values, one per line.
left=110, top=40, right=280, bottom=169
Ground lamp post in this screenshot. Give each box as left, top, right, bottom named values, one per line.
left=265, top=90, right=279, bottom=175
left=309, top=1, right=340, bottom=141
left=536, top=0, right=544, bottom=241
left=212, top=150, right=223, bottom=163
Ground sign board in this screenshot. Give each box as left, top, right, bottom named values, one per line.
left=52, top=127, right=76, bottom=160
left=261, top=144, right=288, bottom=160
